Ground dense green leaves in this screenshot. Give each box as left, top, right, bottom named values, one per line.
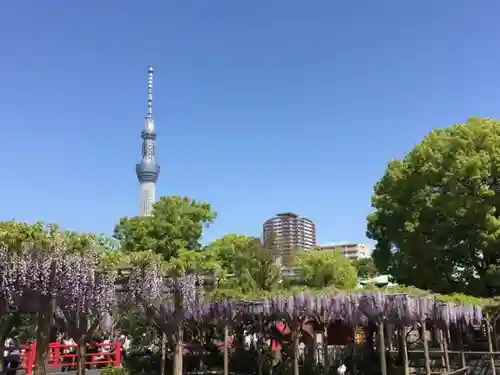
left=295, top=248, right=358, bottom=289
left=0, top=221, right=60, bottom=254
left=203, top=234, right=254, bottom=272
left=166, top=248, right=221, bottom=275
left=205, top=234, right=281, bottom=295
left=368, top=117, right=500, bottom=296
left=352, top=257, right=379, bottom=278
left=114, top=196, right=216, bottom=261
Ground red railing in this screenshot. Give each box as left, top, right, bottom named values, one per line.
left=22, top=341, right=121, bottom=375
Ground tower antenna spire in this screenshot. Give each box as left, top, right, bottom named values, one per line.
left=147, top=65, right=153, bottom=120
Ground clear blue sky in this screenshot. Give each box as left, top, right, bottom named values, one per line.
left=1, top=1, right=499, bottom=245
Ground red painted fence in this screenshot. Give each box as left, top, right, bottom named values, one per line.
left=20, top=341, right=121, bottom=375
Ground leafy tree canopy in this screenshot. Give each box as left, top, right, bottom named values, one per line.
left=167, top=248, right=221, bottom=275
left=0, top=220, right=111, bottom=256
left=113, top=196, right=216, bottom=261
left=203, top=234, right=255, bottom=273
left=368, top=117, right=500, bottom=297
left=206, top=234, right=281, bottom=295
left=295, top=248, right=358, bottom=289
left=352, top=257, right=379, bottom=278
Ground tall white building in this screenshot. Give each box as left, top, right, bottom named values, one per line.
left=318, top=242, right=370, bottom=260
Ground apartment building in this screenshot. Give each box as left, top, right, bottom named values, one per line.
left=263, top=212, right=316, bottom=266
left=318, top=242, right=370, bottom=260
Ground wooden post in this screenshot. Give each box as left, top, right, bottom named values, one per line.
left=378, top=321, right=387, bottom=375
left=34, top=262, right=57, bottom=375
left=114, top=342, right=121, bottom=368
left=399, top=326, right=409, bottom=375
left=442, top=328, right=451, bottom=372
left=323, top=324, right=329, bottom=371
left=438, top=328, right=446, bottom=370
left=494, top=315, right=499, bottom=352
left=351, top=328, right=357, bottom=375
left=172, top=292, right=184, bottom=375
left=26, top=342, right=36, bottom=375
left=421, top=320, right=431, bottom=375
left=291, top=319, right=299, bottom=375
left=387, top=323, right=394, bottom=351
left=486, top=315, right=496, bottom=375
left=160, top=332, right=167, bottom=375
left=223, top=324, right=229, bottom=375
left=458, top=324, right=466, bottom=369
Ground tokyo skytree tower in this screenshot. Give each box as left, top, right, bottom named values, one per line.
left=136, top=66, right=160, bottom=216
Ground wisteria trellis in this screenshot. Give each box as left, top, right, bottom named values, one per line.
left=127, top=264, right=484, bottom=327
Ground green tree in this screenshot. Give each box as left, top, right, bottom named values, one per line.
left=207, top=234, right=281, bottom=294
left=352, top=257, right=379, bottom=278
left=203, top=234, right=255, bottom=273
left=367, top=117, right=500, bottom=297
left=295, top=248, right=358, bottom=289
left=114, top=196, right=216, bottom=261
left=167, top=248, right=221, bottom=275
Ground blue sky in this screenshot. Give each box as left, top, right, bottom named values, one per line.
left=1, top=1, right=499, bottom=246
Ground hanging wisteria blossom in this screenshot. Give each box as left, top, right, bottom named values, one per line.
left=56, top=251, right=117, bottom=315
left=127, top=261, right=205, bottom=324
left=204, top=291, right=485, bottom=327
left=0, top=245, right=29, bottom=309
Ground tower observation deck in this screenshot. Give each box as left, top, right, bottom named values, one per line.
left=136, top=66, right=160, bottom=216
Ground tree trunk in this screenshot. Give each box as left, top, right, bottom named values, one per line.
left=323, top=324, right=329, bottom=370
left=421, top=321, right=431, bottom=375
left=76, top=338, right=86, bottom=375
left=378, top=321, right=387, bottom=375
left=0, top=337, right=5, bottom=372
left=486, top=316, right=496, bottom=375
left=34, top=298, right=54, bottom=375
left=172, top=324, right=183, bottom=375
left=399, top=326, right=409, bottom=375
left=34, top=262, right=57, bottom=375
left=160, top=332, right=167, bottom=375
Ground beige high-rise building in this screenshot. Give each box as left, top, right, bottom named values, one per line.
left=318, top=242, right=370, bottom=260
left=263, top=212, right=316, bottom=266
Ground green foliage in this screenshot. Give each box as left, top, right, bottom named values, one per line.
left=114, top=196, right=216, bottom=261
left=167, top=248, right=221, bottom=275
left=99, top=249, right=127, bottom=272
left=0, top=221, right=111, bottom=258
left=128, top=250, right=166, bottom=270
left=295, top=248, right=358, bottom=289
left=92, top=234, right=120, bottom=252
left=63, top=230, right=99, bottom=255
left=203, top=233, right=255, bottom=272
left=352, top=257, right=379, bottom=278
left=0, top=221, right=60, bottom=254
left=378, top=285, right=493, bottom=307
left=100, top=366, right=130, bottom=375
left=368, top=117, right=500, bottom=297
left=211, top=235, right=281, bottom=294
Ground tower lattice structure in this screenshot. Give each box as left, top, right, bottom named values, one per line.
left=136, top=66, right=160, bottom=216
